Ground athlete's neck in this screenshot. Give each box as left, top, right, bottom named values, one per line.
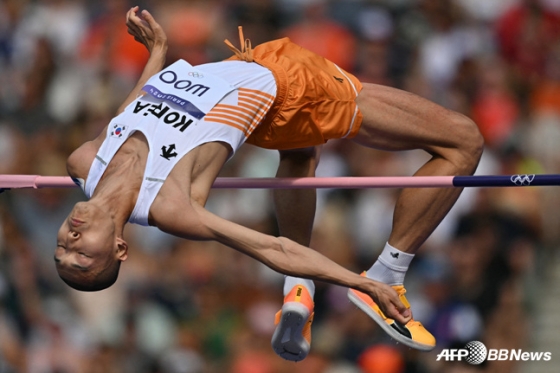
left=90, top=150, right=145, bottom=231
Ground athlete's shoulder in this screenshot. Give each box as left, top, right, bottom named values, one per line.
left=67, top=140, right=98, bottom=180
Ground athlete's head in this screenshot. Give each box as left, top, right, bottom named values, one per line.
left=55, top=201, right=128, bottom=291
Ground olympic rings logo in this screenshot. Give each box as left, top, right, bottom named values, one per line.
left=188, top=72, right=204, bottom=78
left=510, top=174, right=535, bottom=186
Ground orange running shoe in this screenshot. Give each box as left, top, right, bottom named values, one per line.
left=347, top=273, right=436, bottom=351
left=271, top=285, right=314, bottom=361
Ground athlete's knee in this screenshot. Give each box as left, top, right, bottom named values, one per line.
left=445, top=113, right=484, bottom=173
left=278, top=146, right=322, bottom=175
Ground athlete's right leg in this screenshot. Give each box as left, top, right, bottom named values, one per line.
left=271, top=146, right=320, bottom=362
left=353, top=83, right=483, bottom=252
left=348, top=83, right=483, bottom=350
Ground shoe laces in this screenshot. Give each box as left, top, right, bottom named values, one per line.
left=391, top=285, right=421, bottom=327
left=405, top=319, right=422, bottom=327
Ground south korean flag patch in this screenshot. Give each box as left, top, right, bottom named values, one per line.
left=110, top=124, right=127, bottom=138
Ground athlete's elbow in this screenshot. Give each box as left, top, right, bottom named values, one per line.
left=257, top=236, right=295, bottom=274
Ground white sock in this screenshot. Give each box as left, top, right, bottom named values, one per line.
left=283, top=276, right=315, bottom=298
left=366, top=242, right=414, bottom=285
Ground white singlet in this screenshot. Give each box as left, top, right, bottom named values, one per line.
left=77, top=60, right=276, bottom=226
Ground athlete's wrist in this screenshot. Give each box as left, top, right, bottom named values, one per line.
left=150, top=43, right=168, bottom=57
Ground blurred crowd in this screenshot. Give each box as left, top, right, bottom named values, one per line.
left=1, top=0, right=560, bottom=372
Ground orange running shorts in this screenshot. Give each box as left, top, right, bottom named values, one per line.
left=226, top=36, right=363, bottom=150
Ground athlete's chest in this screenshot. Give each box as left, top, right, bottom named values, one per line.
left=94, top=133, right=149, bottom=189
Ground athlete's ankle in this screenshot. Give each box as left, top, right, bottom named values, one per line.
left=366, top=242, right=414, bottom=285
left=283, top=277, right=315, bottom=298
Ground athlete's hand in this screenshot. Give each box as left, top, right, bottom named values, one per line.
left=364, top=281, right=412, bottom=324
left=126, top=6, right=167, bottom=53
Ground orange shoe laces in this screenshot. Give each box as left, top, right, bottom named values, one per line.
left=224, top=26, right=254, bottom=62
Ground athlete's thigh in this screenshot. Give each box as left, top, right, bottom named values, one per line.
left=352, top=83, right=476, bottom=153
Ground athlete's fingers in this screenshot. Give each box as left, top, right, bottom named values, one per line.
left=384, top=291, right=411, bottom=324
left=140, top=9, right=167, bottom=45
left=125, top=7, right=166, bottom=51
left=126, top=22, right=143, bottom=43
left=373, top=284, right=411, bottom=324
left=391, top=300, right=411, bottom=324
left=127, top=21, right=142, bottom=36
left=127, top=8, right=150, bottom=33
left=126, top=9, right=142, bottom=34
left=126, top=6, right=138, bottom=20
left=126, top=12, right=150, bottom=46
left=125, top=6, right=139, bottom=27
left=130, top=15, right=148, bottom=32
left=140, top=9, right=158, bottom=29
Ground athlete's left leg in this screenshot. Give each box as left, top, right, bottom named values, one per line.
left=271, top=146, right=321, bottom=362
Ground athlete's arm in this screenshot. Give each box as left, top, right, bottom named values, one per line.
left=116, top=7, right=168, bottom=115
left=153, top=199, right=412, bottom=324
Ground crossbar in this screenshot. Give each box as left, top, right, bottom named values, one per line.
left=0, top=174, right=557, bottom=190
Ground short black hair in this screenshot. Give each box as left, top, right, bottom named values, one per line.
left=58, top=260, right=121, bottom=292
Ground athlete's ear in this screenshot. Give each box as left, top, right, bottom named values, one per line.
left=116, top=238, right=129, bottom=261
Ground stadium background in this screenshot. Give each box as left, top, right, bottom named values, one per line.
left=1, top=0, right=560, bottom=372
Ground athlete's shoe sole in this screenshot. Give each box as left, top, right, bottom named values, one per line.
left=271, top=302, right=312, bottom=362
left=348, top=288, right=435, bottom=351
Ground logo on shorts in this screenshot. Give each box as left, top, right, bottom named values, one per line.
left=436, top=341, right=551, bottom=364
left=188, top=71, right=204, bottom=78
left=111, top=124, right=127, bottom=138
left=333, top=76, right=344, bottom=83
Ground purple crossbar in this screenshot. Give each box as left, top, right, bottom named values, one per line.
left=1, top=174, right=559, bottom=190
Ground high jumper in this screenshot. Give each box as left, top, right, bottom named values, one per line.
left=42, top=6, right=482, bottom=361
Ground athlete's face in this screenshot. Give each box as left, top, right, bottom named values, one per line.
left=55, top=202, right=123, bottom=279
